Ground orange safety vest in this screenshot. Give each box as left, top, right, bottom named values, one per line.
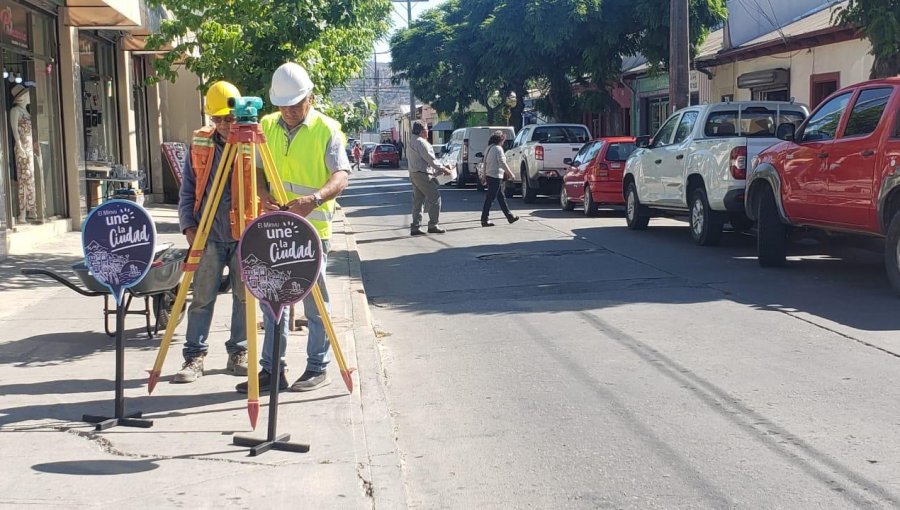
left=190, top=126, right=256, bottom=241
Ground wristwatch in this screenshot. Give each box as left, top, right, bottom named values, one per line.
left=312, top=192, right=324, bottom=207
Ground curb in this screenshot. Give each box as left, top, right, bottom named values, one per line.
left=340, top=210, right=408, bottom=509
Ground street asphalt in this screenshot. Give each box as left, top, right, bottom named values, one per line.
left=0, top=202, right=403, bottom=509
left=339, top=166, right=900, bottom=509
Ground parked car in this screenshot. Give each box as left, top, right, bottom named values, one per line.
left=505, top=123, right=592, bottom=202
left=560, top=137, right=637, bottom=215
left=433, top=144, right=446, bottom=157
left=623, top=101, right=808, bottom=245
left=446, top=126, right=516, bottom=188
left=361, top=142, right=377, bottom=164
left=745, top=77, right=900, bottom=294
left=370, top=144, right=400, bottom=168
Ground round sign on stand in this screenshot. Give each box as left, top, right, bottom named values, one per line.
left=82, top=200, right=157, bottom=305
left=238, top=211, right=323, bottom=322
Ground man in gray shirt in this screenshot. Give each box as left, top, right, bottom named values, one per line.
left=407, top=120, right=451, bottom=235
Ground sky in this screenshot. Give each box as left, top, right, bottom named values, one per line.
left=374, top=0, right=444, bottom=60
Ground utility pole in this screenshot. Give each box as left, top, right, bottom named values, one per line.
left=669, top=0, right=690, bottom=113
left=374, top=49, right=379, bottom=135
left=406, top=0, right=416, bottom=126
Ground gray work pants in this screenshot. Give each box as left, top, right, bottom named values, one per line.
left=409, top=171, right=441, bottom=228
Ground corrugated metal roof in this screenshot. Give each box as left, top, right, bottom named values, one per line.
left=696, top=28, right=725, bottom=59
left=738, top=0, right=847, bottom=47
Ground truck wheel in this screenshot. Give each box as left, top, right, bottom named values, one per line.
left=757, top=186, right=787, bottom=267
left=625, top=182, right=650, bottom=230
left=584, top=185, right=599, bottom=216
left=885, top=211, right=900, bottom=296
left=522, top=170, right=537, bottom=203
left=560, top=186, right=575, bottom=211
left=690, top=188, right=723, bottom=246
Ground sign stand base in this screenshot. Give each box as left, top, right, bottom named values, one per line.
left=83, top=305, right=153, bottom=431
left=233, top=318, right=308, bottom=456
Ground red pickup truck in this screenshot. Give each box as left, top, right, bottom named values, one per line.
left=745, top=77, right=900, bottom=294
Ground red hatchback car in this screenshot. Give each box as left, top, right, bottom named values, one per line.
left=371, top=144, right=400, bottom=168
left=560, top=137, right=637, bottom=215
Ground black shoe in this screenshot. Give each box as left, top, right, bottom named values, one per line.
left=290, top=370, right=331, bottom=392
left=427, top=226, right=446, bottom=234
left=235, top=369, right=288, bottom=394
left=481, top=221, right=495, bottom=227
left=410, top=228, right=427, bottom=236
left=507, top=215, right=520, bottom=224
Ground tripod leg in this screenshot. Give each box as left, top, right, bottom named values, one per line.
left=237, top=142, right=261, bottom=428
left=312, top=284, right=354, bottom=393
left=258, top=143, right=291, bottom=206
left=148, top=142, right=238, bottom=393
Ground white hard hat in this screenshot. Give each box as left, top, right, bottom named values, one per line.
left=269, top=62, right=314, bottom=106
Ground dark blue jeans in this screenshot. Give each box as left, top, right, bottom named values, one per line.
left=481, top=176, right=513, bottom=223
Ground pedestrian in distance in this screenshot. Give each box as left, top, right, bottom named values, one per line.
left=174, top=81, right=252, bottom=383
left=397, top=139, right=404, bottom=160
left=407, top=120, right=452, bottom=236
left=237, top=62, right=351, bottom=394
left=480, top=130, right=520, bottom=227
left=352, top=142, right=362, bottom=171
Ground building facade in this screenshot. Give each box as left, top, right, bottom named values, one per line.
left=0, top=1, right=202, bottom=261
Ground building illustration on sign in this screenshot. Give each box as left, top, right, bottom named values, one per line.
left=85, top=240, right=139, bottom=285
left=242, top=253, right=302, bottom=301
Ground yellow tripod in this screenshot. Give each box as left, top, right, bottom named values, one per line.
left=147, top=118, right=354, bottom=429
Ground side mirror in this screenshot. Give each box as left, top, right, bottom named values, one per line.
left=776, top=123, right=796, bottom=141
left=636, top=136, right=651, bottom=148
left=563, top=158, right=573, bottom=165
left=475, top=152, right=484, bottom=158
left=503, top=140, right=513, bottom=150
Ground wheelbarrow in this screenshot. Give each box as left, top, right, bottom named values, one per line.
left=21, top=245, right=187, bottom=337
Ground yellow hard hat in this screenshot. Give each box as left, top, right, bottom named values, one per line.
left=205, top=81, right=241, bottom=116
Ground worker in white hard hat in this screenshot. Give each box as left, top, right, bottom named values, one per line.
left=237, top=62, right=351, bottom=394
left=175, top=81, right=252, bottom=384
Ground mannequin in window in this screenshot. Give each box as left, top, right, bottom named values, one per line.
left=9, top=84, right=37, bottom=223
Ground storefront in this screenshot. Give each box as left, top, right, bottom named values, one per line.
left=0, top=0, right=65, bottom=233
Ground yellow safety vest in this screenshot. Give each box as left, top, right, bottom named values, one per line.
left=260, top=109, right=342, bottom=239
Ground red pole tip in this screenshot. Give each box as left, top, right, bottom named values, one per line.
left=341, top=369, right=355, bottom=394
left=147, top=370, right=160, bottom=394
left=248, top=400, right=260, bottom=430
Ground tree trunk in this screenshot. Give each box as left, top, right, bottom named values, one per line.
left=547, top=70, right=574, bottom=122
left=510, top=83, right=526, bottom=131
left=870, top=53, right=900, bottom=79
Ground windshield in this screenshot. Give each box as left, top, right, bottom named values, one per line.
left=532, top=126, right=590, bottom=144
left=705, top=107, right=806, bottom=137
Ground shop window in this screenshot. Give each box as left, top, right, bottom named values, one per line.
left=79, top=35, right=119, bottom=164
left=1, top=2, right=65, bottom=223
left=810, top=73, right=840, bottom=109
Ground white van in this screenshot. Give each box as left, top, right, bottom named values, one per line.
left=446, top=126, right=516, bottom=188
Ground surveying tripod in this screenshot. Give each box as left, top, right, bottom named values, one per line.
left=146, top=103, right=354, bottom=437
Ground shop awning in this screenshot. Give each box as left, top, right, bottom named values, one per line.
left=64, top=1, right=143, bottom=29
left=432, top=120, right=454, bottom=131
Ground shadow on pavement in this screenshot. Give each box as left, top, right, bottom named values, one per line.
left=0, top=330, right=161, bottom=368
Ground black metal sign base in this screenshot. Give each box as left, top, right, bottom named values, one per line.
left=83, top=306, right=154, bottom=431
left=83, top=411, right=153, bottom=431
left=233, top=319, right=308, bottom=456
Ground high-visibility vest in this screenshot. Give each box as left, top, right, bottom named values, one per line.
left=190, top=126, right=255, bottom=240
left=260, top=109, right=341, bottom=239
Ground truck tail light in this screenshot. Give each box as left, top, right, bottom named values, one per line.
left=463, top=139, right=469, bottom=162
left=535, top=145, right=544, bottom=161
left=730, top=146, right=747, bottom=179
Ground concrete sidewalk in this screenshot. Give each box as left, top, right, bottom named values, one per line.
left=0, top=204, right=404, bottom=509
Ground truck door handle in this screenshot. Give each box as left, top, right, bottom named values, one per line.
left=861, top=150, right=875, bottom=157
left=654, top=159, right=662, bottom=164
left=675, top=154, right=684, bottom=160
left=817, top=153, right=828, bottom=159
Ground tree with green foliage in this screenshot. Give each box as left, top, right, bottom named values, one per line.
left=834, top=0, right=900, bottom=78
left=318, top=96, right=378, bottom=137
left=145, top=0, right=392, bottom=102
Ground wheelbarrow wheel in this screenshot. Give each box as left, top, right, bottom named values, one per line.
left=153, top=287, right=184, bottom=331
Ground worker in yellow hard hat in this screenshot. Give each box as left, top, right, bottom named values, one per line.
left=175, top=80, right=252, bottom=383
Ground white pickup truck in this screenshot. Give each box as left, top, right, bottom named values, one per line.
left=505, top=123, right=592, bottom=202
left=623, top=101, right=808, bottom=245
